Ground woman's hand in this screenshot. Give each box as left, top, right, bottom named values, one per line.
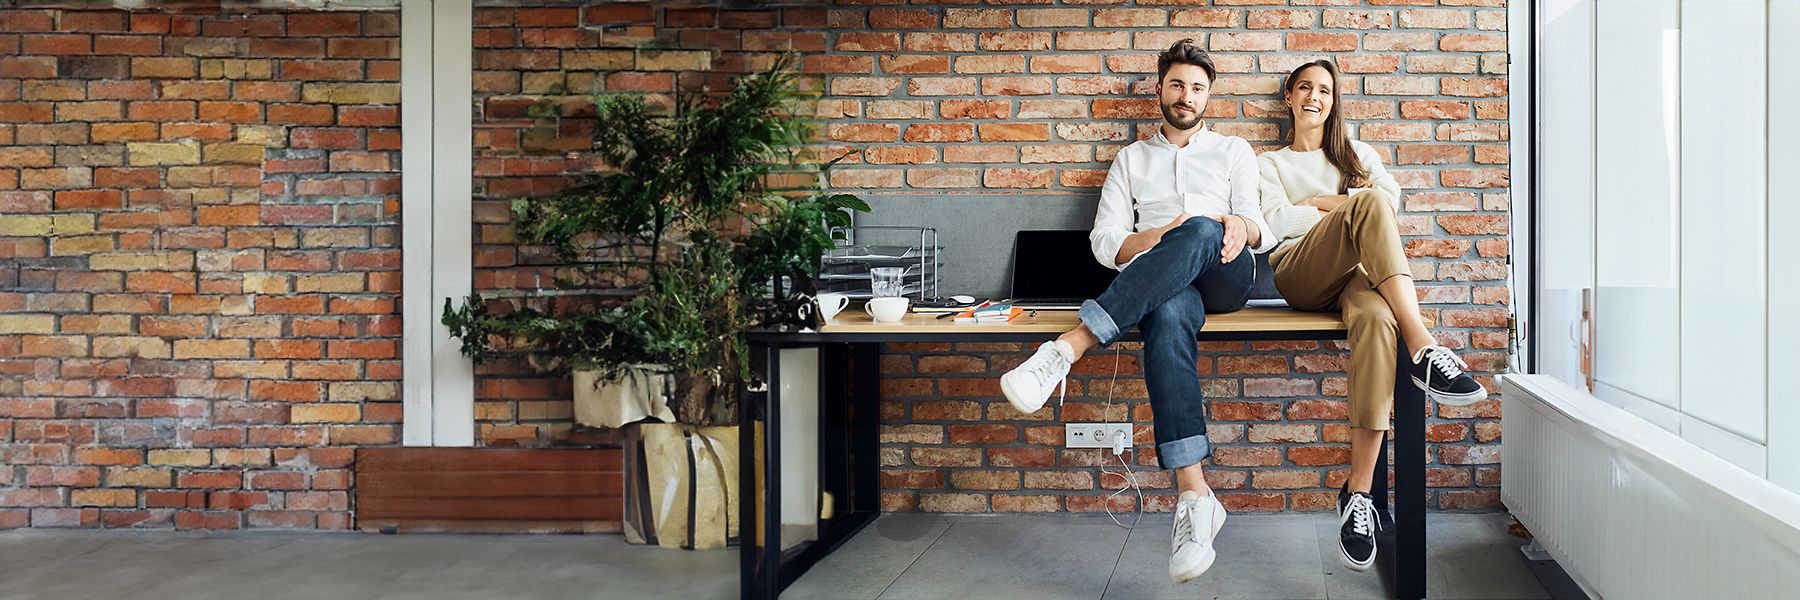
left=1301, top=195, right=1349, bottom=212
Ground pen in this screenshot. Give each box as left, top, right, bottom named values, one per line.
left=939, top=300, right=990, bottom=320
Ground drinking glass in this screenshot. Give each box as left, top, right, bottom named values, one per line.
left=870, top=267, right=906, bottom=298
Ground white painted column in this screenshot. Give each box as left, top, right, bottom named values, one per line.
left=401, top=0, right=475, bottom=447
left=1505, top=0, right=1532, bottom=373
left=1768, top=0, right=1799, bottom=493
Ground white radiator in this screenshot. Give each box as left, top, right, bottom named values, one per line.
left=1502, top=375, right=1800, bottom=600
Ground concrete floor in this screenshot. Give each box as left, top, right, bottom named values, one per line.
left=787, top=512, right=1587, bottom=600
left=0, top=513, right=1583, bottom=600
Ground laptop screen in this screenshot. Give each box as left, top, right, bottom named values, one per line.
left=1009, top=230, right=1118, bottom=300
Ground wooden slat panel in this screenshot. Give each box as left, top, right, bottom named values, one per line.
left=355, top=448, right=622, bottom=473
left=356, top=519, right=623, bottom=534
left=358, top=471, right=622, bottom=499
left=358, top=496, right=623, bottom=521
left=821, top=306, right=1349, bottom=334
left=353, top=448, right=625, bottom=531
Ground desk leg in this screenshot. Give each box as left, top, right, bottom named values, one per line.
left=853, top=343, right=881, bottom=513
left=739, top=343, right=785, bottom=600
left=1373, top=429, right=1389, bottom=514
left=762, top=342, right=784, bottom=599
left=1392, top=342, right=1427, bottom=600
left=740, top=347, right=757, bottom=599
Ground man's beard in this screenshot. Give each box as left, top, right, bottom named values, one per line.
left=1160, top=100, right=1202, bottom=131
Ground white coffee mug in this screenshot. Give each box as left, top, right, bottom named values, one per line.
left=863, top=296, right=910, bottom=322
left=816, top=292, right=850, bottom=321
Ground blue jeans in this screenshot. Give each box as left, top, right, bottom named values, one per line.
left=1078, top=217, right=1254, bottom=469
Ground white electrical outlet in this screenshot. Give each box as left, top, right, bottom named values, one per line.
left=1065, top=423, right=1133, bottom=449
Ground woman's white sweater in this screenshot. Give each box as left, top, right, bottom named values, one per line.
left=1256, top=140, right=1403, bottom=249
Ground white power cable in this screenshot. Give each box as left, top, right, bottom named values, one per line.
left=1101, top=347, right=1144, bottom=529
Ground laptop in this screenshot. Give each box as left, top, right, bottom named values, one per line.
left=1002, top=229, right=1284, bottom=309
left=1003, top=230, right=1118, bottom=309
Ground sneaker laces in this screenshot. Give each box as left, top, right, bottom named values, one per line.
left=1347, top=494, right=1379, bottom=538
left=1022, top=344, right=1070, bottom=405
left=1173, top=500, right=1200, bottom=546
left=1421, top=345, right=1468, bottom=381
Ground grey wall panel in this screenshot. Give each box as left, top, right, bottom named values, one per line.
left=852, top=193, right=1101, bottom=300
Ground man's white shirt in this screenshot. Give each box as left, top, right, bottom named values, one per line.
left=1089, top=125, right=1277, bottom=271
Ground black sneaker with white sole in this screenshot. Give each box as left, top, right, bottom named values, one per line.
left=1339, top=491, right=1380, bottom=572
left=1409, top=345, right=1486, bottom=406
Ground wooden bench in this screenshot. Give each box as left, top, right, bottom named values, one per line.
left=741, top=306, right=1428, bottom=599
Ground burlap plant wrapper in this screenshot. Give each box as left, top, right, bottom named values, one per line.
left=640, top=423, right=741, bottom=550
left=640, top=423, right=690, bottom=550
left=573, top=366, right=675, bottom=429
left=622, top=424, right=654, bottom=545
left=687, top=426, right=739, bottom=549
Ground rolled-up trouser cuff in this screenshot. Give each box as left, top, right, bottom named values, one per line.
left=1158, top=433, right=1211, bottom=470
left=1079, top=299, right=1122, bottom=347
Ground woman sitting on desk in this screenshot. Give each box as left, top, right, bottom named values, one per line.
left=1256, top=59, right=1487, bottom=572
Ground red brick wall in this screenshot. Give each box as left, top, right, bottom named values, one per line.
left=783, top=2, right=1512, bottom=514
left=469, top=1, right=1510, bottom=514
left=0, top=8, right=400, bottom=529
left=0, top=0, right=1512, bottom=528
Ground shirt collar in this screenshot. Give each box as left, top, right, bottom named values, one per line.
left=1152, top=123, right=1210, bottom=149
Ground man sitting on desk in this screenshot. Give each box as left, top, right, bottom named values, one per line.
left=999, top=39, right=1275, bottom=585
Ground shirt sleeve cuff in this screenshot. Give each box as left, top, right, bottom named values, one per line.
left=1254, top=218, right=1278, bottom=254
left=1091, top=231, right=1130, bottom=271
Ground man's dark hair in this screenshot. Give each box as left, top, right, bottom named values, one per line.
left=1156, top=39, right=1217, bottom=83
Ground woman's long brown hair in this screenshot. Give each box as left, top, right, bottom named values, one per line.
left=1284, top=60, right=1367, bottom=193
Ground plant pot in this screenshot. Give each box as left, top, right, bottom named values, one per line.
left=573, top=366, right=674, bottom=429
left=621, top=422, right=740, bottom=549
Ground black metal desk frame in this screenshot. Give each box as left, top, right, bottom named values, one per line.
left=739, top=326, right=1426, bottom=600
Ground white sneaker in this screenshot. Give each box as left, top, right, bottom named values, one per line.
left=1169, top=490, right=1227, bottom=584
left=1000, top=340, right=1076, bottom=415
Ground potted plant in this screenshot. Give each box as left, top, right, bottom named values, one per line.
left=441, top=55, right=867, bottom=548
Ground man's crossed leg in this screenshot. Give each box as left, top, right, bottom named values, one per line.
left=1001, top=217, right=1253, bottom=583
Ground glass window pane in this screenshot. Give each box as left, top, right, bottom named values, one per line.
left=1537, top=0, right=1597, bottom=391
left=1679, top=0, right=1767, bottom=445
left=1591, top=0, right=1681, bottom=410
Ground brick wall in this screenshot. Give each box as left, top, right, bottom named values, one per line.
left=784, top=1, right=1513, bottom=513
left=0, top=8, right=400, bottom=529
left=466, top=1, right=1511, bottom=513
left=0, top=0, right=1513, bottom=528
